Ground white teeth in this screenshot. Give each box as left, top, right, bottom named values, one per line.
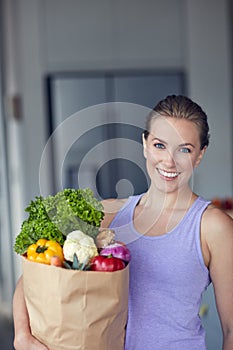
left=158, top=169, right=179, bottom=178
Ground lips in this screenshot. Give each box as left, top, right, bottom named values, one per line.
left=157, top=168, right=180, bottom=179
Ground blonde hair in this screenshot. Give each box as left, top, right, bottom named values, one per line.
left=144, top=95, right=210, bottom=150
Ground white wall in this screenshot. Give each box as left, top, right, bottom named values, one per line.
left=186, top=0, right=233, bottom=198
left=43, top=0, right=184, bottom=71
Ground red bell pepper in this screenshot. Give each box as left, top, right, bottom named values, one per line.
left=90, top=255, right=125, bottom=272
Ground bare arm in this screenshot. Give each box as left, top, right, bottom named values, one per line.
left=13, top=276, right=48, bottom=350
left=203, top=208, right=233, bottom=350
left=101, top=198, right=127, bottom=228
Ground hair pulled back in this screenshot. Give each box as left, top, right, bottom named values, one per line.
left=144, top=95, right=210, bottom=150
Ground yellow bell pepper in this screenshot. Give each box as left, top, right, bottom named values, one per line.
left=27, top=238, right=64, bottom=265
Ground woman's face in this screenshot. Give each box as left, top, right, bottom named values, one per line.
left=143, top=116, right=206, bottom=194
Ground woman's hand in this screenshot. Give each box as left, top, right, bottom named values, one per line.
left=13, top=277, right=49, bottom=350
left=14, top=332, right=48, bottom=350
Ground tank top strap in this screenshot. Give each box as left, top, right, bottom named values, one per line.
left=110, top=194, right=143, bottom=228
left=181, top=196, right=211, bottom=225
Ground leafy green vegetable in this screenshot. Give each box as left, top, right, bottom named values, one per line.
left=14, top=188, right=104, bottom=255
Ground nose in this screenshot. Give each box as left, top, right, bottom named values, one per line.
left=163, top=149, right=176, bottom=168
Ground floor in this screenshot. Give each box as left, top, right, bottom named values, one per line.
left=0, top=314, right=14, bottom=350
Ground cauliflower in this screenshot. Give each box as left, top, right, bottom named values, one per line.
left=63, top=230, right=98, bottom=263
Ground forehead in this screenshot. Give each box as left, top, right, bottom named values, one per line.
left=149, top=116, right=200, bottom=144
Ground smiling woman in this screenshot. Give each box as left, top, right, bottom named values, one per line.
left=104, top=96, right=233, bottom=350
left=13, top=95, right=233, bottom=350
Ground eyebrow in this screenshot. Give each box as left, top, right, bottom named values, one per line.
left=151, top=137, right=196, bottom=148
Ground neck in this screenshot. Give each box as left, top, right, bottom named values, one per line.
left=141, top=185, right=196, bottom=210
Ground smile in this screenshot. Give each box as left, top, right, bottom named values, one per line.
left=157, top=168, right=180, bottom=178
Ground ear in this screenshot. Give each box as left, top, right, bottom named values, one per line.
left=194, top=146, right=207, bottom=168
left=142, top=133, right=147, bottom=159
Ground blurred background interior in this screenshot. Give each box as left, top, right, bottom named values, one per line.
left=0, top=0, right=232, bottom=349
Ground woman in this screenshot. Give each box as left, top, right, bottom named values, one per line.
left=13, top=95, right=233, bottom=350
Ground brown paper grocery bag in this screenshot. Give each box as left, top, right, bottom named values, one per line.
left=22, top=258, right=129, bottom=350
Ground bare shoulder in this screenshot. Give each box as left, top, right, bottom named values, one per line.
left=101, top=198, right=128, bottom=213
left=202, top=205, right=233, bottom=246
left=100, top=198, right=129, bottom=228
left=203, top=204, right=233, bottom=227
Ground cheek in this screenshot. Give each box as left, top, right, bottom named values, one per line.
left=145, top=148, right=160, bottom=165
left=175, top=154, right=195, bottom=171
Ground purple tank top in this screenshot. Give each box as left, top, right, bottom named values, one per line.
left=110, top=195, right=211, bottom=350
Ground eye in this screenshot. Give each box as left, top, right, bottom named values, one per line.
left=180, top=147, right=191, bottom=154
left=154, top=143, right=165, bottom=149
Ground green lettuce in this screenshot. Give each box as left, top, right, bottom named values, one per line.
left=14, top=188, right=104, bottom=255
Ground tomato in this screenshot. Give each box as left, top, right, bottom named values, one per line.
left=90, top=255, right=125, bottom=272
left=50, top=255, right=63, bottom=267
